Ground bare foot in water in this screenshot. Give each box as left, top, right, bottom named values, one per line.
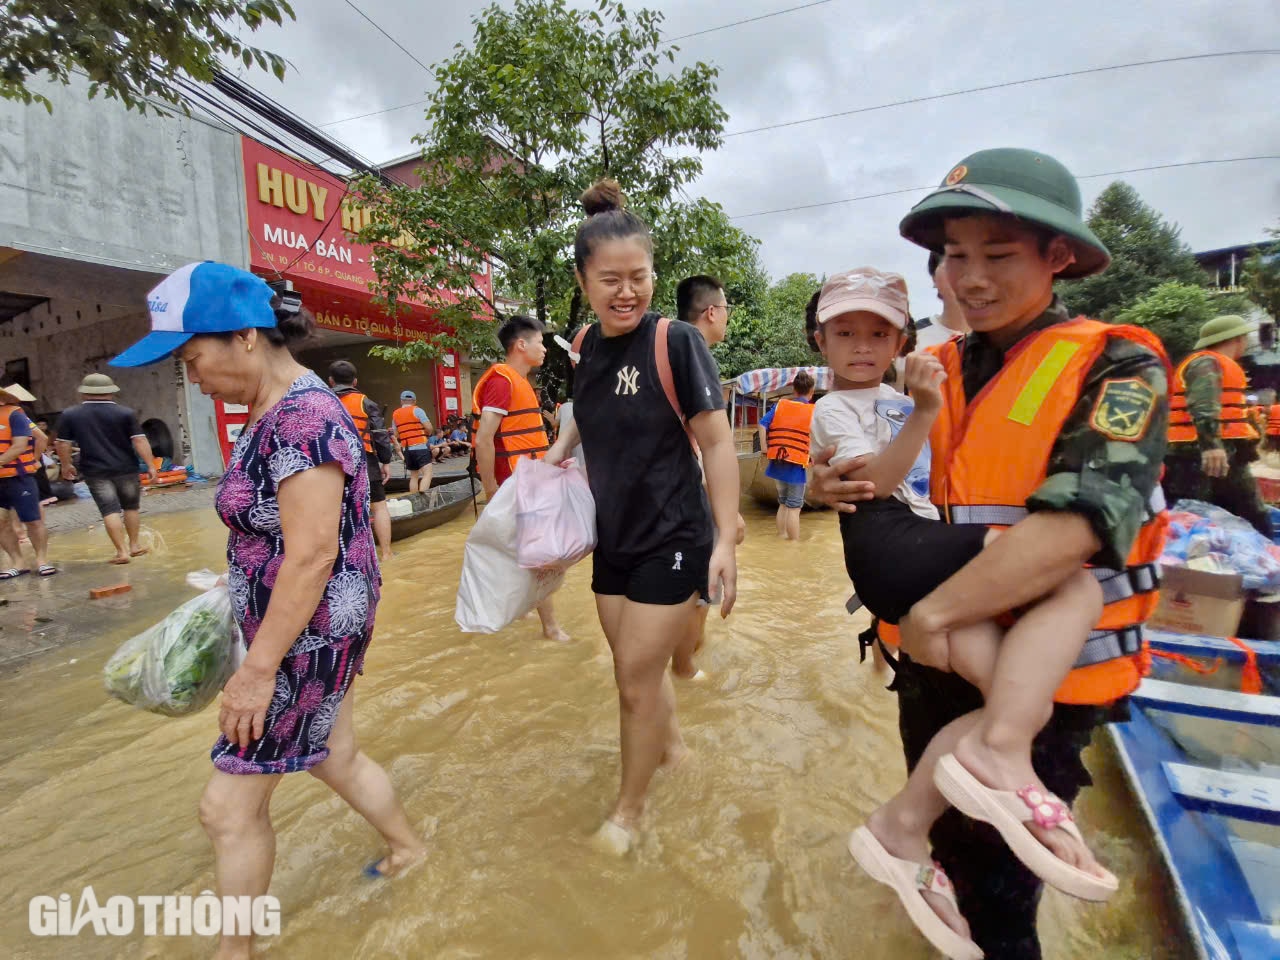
left=590, top=816, right=639, bottom=856
left=109, top=554, right=130, bottom=565
left=129, top=546, right=150, bottom=557
left=951, top=730, right=1108, bottom=879
left=659, top=739, right=691, bottom=773
left=671, top=654, right=704, bottom=681
left=542, top=623, right=571, bottom=643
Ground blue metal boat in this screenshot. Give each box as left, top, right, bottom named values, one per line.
left=1108, top=629, right=1280, bottom=959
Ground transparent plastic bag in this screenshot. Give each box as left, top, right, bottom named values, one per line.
left=514, top=459, right=596, bottom=570
left=103, top=572, right=243, bottom=717
left=456, top=478, right=564, bottom=633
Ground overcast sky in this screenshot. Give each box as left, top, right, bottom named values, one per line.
left=242, top=0, right=1280, bottom=317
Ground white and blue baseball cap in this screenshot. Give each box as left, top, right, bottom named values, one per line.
left=111, top=262, right=277, bottom=367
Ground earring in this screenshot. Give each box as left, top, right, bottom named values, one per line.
left=246, top=343, right=253, bottom=353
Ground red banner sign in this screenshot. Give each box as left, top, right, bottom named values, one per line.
left=240, top=137, right=492, bottom=342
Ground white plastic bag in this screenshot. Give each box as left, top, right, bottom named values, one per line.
left=514, top=458, right=596, bottom=570
left=456, top=479, right=565, bottom=634
left=103, top=572, right=243, bottom=717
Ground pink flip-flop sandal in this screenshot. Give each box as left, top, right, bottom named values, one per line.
left=847, top=826, right=983, bottom=960
left=933, top=753, right=1118, bottom=901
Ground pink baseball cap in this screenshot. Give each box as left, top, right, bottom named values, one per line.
left=816, top=268, right=910, bottom=330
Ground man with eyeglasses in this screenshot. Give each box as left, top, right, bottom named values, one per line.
left=672, top=275, right=745, bottom=682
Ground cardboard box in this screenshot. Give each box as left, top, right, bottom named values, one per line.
left=1149, top=564, right=1245, bottom=637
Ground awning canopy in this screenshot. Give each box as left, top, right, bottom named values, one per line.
left=731, top=366, right=832, bottom=396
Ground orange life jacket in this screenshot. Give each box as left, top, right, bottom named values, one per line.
left=338, top=391, right=374, bottom=455
left=0, top=404, right=38, bottom=479
left=471, top=363, right=549, bottom=465
left=879, top=319, right=1171, bottom=706
left=766, top=398, right=816, bottom=467
left=392, top=404, right=429, bottom=448
left=1168, top=350, right=1258, bottom=444
left=1267, top=404, right=1280, bottom=438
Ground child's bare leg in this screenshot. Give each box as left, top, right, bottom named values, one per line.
left=951, top=569, right=1107, bottom=875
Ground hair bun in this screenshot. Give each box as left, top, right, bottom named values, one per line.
left=581, top=179, right=625, bottom=216
left=269, top=293, right=316, bottom=346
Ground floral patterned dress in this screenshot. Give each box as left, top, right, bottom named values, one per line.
left=210, top=372, right=381, bottom=775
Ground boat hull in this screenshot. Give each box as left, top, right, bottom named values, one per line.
left=388, top=478, right=477, bottom=541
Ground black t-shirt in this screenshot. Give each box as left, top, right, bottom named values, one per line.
left=57, top=401, right=144, bottom=477
left=573, top=313, right=725, bottom=561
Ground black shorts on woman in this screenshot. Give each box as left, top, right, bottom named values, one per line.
left=572, top=313, right=725, bottom=606
left=840, top=498, right=988, bottom=624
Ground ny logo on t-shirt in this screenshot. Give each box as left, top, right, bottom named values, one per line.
left=615, top=366, right=640, bottom=396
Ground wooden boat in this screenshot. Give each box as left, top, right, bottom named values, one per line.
left=1107, top=628, right=1280, bottom=959
left=387, top=477, right=477, bottom=541
left=728, top=366, right=833, bottom=512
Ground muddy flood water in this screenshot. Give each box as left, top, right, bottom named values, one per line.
left=1, top=500, right=1190, bottom=959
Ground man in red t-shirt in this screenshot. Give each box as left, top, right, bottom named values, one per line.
left=474, top=315, right=568, bottom=643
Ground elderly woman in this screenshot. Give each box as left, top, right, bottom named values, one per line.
left=112, top=262, right=425, bottom=960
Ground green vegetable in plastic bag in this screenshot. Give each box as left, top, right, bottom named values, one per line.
left=104, top=578, right=242, bottom=717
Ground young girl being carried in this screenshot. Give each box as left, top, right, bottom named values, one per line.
left=809, top=268, right=1114, bottom=960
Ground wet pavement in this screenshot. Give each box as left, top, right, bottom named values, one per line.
left=0, top=500, right=1190, bottom=959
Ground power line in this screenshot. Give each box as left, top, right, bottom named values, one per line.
left=341, top=0, right=433, bottom=73
left=318, top=0, right=838, bottom=127
left=731, top=156, right=1280, bottom=220
left=725, top=49, right=1280, bottom=138
left=664, top=0, right=834, bottom=44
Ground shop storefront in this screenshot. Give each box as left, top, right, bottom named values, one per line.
left=231, top=138, right=490, bottom=464
left=0, top=74, right=245, bottom=476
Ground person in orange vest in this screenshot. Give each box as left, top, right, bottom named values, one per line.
left=0, top=383, right=55, bottom=578
left=759, top=370, right=817, bottom=540
left=472, top=313, right=568, bottom=645
left=813, top=148, right=1170, bottom=960
left=1267, top=402, right=1280, bottom=450
left=328, top=360, right=394, bottom=562
left=1164, top=315, right=1271, bottom=536
left=391, top=390, right=433, bottom=494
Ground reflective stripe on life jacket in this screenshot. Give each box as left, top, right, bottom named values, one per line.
left=471, top=363, right=549, bottom=463
left=766, top=398, right=816, bottom=467
left=392, top=405, right=429, bottom=447
left=1169, top=350, right=1258, bottom=444
left=338, top=391, right=374, bottom=454
left=910, top=318, right=1172, bottom=705
left=0, top=404, right=37, bottom=479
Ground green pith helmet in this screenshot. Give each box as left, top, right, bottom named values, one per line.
left=899, top=147, right=1111, bottom=279
left=1194, top=314, right=1257, bottom=351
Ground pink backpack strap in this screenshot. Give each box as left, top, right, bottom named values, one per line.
left=570, top=324, right=590, bottom=365
left=655, top=317, right=698, bottom=452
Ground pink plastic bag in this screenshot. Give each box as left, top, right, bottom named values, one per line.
left=514, top=458, right=596, bottom=570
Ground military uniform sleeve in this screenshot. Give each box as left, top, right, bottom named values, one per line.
left=1025, top=338, right=1169, bottom=570
left=1182, top=356, right=1223, bottom=452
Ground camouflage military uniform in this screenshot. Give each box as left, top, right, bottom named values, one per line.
left=1164, top=354, right=1272, bottom=536
left=896, top=297, right=1168, bottom=960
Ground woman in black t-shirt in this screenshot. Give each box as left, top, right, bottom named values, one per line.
left=547, top=180, right=740, bottom=855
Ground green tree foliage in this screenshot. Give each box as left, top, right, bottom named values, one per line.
left=0, top=1, right=294, bottom=113
left=1242, top=220, right=1280, bottom=322
left=1059, top=182, right=1206, bottom=320
left=350, top=0, right=760, bottom=369
left=1113, top=281, right=1217, bottom=362
left=713, top=272, right=821, bottom=380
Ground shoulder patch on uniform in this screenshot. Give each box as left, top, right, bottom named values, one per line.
left=1090, top=377, right=1156, bottom=441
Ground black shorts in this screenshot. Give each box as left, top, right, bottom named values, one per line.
left=840, top=498, right=987, bottom=623
left=404, top=448, right=433, bottom=472
left=85, top=473, right=142, bottom=517
left=365, top=454, right=386, bottom=503
left=0, top=474, right=41, bottom=522
left=592, top=541, right=711, bottom=605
